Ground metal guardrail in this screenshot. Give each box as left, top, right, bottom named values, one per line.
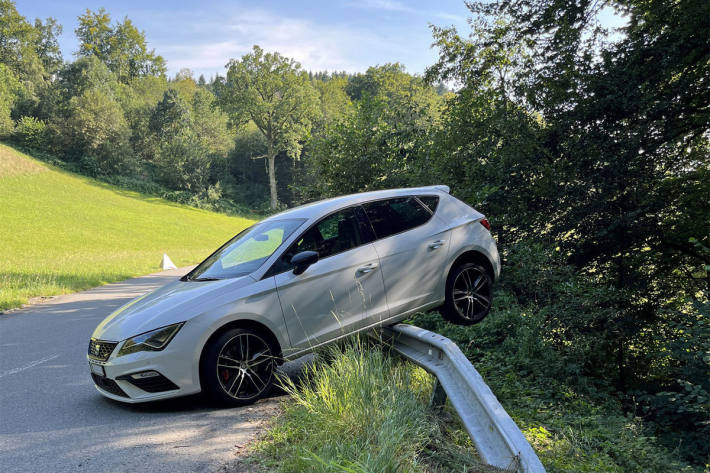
left=380, top=323, right=546, bottom=473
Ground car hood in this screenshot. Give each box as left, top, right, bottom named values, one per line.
left=92, top=275, right=255, bottom=341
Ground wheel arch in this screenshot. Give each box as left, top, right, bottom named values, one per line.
left=447, top=249, right=496, bottom=282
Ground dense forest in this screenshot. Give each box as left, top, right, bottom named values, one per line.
left=1, top=0, right=708, bottom=469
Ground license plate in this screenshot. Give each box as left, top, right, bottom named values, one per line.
left=89, top=362, right=105, bottom=377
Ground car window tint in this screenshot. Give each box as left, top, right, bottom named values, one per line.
left=271, top=207, right=363, bottom=274
left=418, top=195, right=440, bottom=213
left=354, top=205, right=376, bottom=244
left=363, top=197, right=432, bottom=239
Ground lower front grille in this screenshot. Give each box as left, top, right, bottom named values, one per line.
left=91, top=373, right=129, bottom=398
left=117, top=372, right=179, bottom=393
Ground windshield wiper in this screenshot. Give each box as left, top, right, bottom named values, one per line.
left=189, top=277, right=221, bottom=282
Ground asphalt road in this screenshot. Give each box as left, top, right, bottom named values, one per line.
left=0, top=268, right=305, bottom=473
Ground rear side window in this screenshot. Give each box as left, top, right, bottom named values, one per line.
left=417, top=195, right=440, bottom=213
left=363, top=197, right=432, bottom=239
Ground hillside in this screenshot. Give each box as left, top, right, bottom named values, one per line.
left=0, top=144, right=254, bottom=311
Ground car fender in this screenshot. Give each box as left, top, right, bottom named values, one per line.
left=186, top=277, right=291, bottom=391
left=445, top=222, right=501, bottom=281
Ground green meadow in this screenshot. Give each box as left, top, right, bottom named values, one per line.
left=0, top=144, right=254, bottom=311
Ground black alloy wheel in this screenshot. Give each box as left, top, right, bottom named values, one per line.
left=440, top=262, right=492, bottom=325
left=202, top=328, right=275, bottom=406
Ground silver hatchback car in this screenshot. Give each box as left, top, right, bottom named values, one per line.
left=88, top=186, right=500, bottom=405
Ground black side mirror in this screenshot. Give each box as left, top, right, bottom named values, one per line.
left=290, top=251, right=318, bottom=275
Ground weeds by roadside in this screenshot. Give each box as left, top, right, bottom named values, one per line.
left=248, top=336, right=503, bottom=473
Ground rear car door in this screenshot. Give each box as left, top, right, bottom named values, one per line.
left=362, top=196, right=451, bottom=318
left=270, top=207, right=388, bottom=351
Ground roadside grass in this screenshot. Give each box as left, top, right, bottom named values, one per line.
left=0, top=143, right=254, bottom=310
left=250, top=319, right=703, bottom=473
left=252, top=337, right=506, bottom=473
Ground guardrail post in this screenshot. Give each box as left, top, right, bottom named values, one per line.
left=430, top=379, right=447, bottom=409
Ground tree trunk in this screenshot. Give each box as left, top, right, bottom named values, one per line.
left=617, top=337, right=626, bottom=395
left=267, top=147, right=278, bottom=210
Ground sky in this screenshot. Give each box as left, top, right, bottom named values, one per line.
left=15, top=0, right=477, bottom=79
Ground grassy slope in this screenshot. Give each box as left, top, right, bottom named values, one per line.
left=0, top=144, right=254, bottom=310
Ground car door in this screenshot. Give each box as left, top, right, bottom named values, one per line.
left=271, top=207, right=388, bottom=351
left=362, top=196, right=451, bottom=318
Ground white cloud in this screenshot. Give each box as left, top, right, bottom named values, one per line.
left=345, top=0, right=413, bottom=13
left=151, top=9, right=390, bottom=78
left=434, top=12, right=467, bottom=23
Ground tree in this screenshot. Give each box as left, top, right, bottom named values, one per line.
left=191, top=88, right=232, bottom=157
left=0, top=0, right=61, bottom=118
left=427, top=0, right=710, bottom=462
left=146, top=87, right=232, bottom=193
left=0, top=0, right=42, bottom=81
left=62, top=87, right=133, bottom=174
left=114, top=74, right=169, bottom=160
left=313, top=76, right=352, bottom=127
left=304, top=64, right=442, bottom=198
left=0, top=63, right=23, bottom=136
left=53, top=56, right=120, bottom=102
left=147, top=89, right=205, bottom=191
left=45, top=56, right=134, bottom=173
left=33, top=17, right=63, bottom=76
left=220, top=45, right=319, bottom=209
left=75, top=8, right=166, bottom=83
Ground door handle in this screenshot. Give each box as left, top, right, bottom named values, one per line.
left=357, top=263, right=378, bottom=274
left=428, top=240, right=446, bottom=249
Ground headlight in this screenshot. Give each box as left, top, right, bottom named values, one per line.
left=117, top=323, right=184, bottom=357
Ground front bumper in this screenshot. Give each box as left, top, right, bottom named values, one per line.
left=92, top=380, right=192, bottom=404
left=87, top=337, right=201, bottom=403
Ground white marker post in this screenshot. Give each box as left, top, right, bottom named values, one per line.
left=161, top=253, right=177, bottom=270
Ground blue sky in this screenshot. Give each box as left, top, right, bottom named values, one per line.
left=16, top=0, right=477, bottom=79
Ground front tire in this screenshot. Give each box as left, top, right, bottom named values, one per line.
left=439, top=262, right=493, bottom=325
left=201, top=328, right=276, bottom=406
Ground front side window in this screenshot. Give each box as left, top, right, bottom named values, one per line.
left=186, top=219, right=305, bottom=280
left=270, top=207, right=365, bottom=274
left=363, top=197, right=432, bottom=239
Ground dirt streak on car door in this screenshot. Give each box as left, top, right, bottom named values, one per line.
left=274, top=243, right=386, bottom=352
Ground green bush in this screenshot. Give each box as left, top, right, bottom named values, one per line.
left=634, top=300, right=710, bottom=463
left=13, top=116, right=47, bottom=150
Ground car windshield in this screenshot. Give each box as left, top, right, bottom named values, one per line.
left=185, top=219, right=305, bottom=281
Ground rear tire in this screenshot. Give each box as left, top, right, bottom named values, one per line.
left=439, top=262, right=493, bottom=325
left=201, top=328, right=276, bottom=406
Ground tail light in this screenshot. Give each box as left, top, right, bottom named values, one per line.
left=479, top=219, right=491, bottom=231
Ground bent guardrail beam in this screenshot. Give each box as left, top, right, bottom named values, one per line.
left=381, top=323, right=546, bottom=473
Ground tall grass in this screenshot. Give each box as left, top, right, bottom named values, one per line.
left=0, top=144, right=254, bottom=310
left=255, top=337, right=506, bottom=473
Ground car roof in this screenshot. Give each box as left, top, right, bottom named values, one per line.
left=262, top=185, right=451, bottom=223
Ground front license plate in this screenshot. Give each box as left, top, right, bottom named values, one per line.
left=89, top=362, right=105, bottom=377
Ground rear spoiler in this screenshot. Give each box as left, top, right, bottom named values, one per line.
left=433, top=185, right=450, bottom=194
